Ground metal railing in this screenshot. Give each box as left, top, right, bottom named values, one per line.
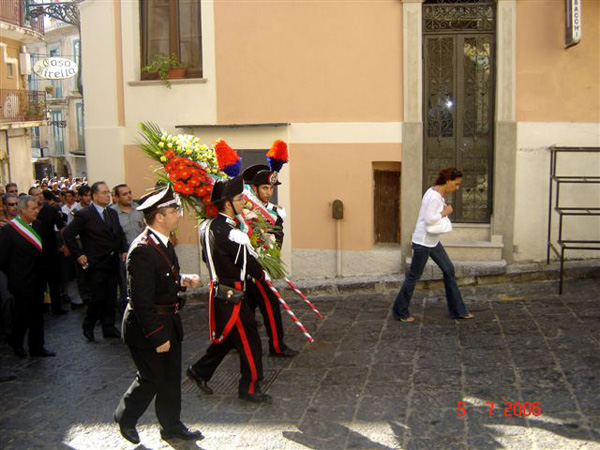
left=0, top=89, right=47, bottom=123
left=0, top=0, right=44, bottom=33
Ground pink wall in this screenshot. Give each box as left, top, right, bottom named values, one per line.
left=517, top=0, right=599, bottom=122
left=214, top=1, right=403, bottom=124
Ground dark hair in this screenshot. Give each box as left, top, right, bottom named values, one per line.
left=214, top=200, right=227, bottom=212
left=435, top=168, right=463, bottom=186
left=28, top=186, right=41, bottom=195
left=143, top=206, right=168, bottom=225
left=113, top=184, right=128, bottom=197
left=78, top=185, right=91, bottom=197
left=2, top=193, right=18, bottom=205
left=5, top=182, right=17, bottom=191
left=43, top=190, right=57, bottom=201
left=90, top=181, right=107, bottom=196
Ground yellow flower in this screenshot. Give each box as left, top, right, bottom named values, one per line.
left=186, top=149, right=192, bottom=156
left=158, top=142, right=164, bottom=148
left=167, top=142, right=173, bottom=148
left=160, top=156, right=167, bottom=162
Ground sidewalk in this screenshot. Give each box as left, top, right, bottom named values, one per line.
left=0, top=277, right=599, bottom=449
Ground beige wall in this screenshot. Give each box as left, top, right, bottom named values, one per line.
left=214, top=1, right=403, bottom=124
left=0, top=37, right=21, bottom=90
left=517, top=0, right=600, bottom=122
left=291, top=143, right=401, bottom=251
left=7, top=129, right=34, bottom=191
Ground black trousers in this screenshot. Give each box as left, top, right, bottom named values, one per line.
left=246, top=278, right=287, bottom=354
left=42, top=253, right=63, bottom=314
left=192, top=300, right=263, bottom=395
left=115, top=342, right=182, bottom=430
left=10, top=293, right=45, bottom=352
left=83, top=269, right=118, bottom=333
left=75, top=263, right=92, bottom=304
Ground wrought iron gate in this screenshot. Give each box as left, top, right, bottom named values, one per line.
left=423, top=0, right=495, bottom=222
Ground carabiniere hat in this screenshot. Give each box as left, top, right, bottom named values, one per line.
left=210, top=176, right=244, bottom=204
left=241, top=164, right=281, bottom=186
left=137, top=185, right=180, bottom=214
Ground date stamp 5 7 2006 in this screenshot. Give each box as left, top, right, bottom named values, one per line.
left=457, top=401, right=543, bottom=417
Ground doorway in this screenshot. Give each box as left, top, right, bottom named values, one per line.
left=423, top=0, right=495, bottom=222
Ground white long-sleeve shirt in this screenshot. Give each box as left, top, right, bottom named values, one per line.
left=411, top=187, right=447, bottom=248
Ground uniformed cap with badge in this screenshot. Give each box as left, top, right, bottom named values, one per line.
left=210, top=175, right=244, bottom=203
left=136, top=185, right=181, bottom=216
left=242, top=164, right=281, bottom=186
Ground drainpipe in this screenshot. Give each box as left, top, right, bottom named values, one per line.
left=332, top=199, right=344, bottom=277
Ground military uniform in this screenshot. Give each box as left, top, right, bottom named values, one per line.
left=190, top=212, right=268, bottom=396
left=114, top=186, right=203, bottom=444
left=114, top=228, right=185, bottom=431
left=242, top=165, right=297, bottom=357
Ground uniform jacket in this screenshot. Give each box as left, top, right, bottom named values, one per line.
left=268, top=204, right=285, bottom=247
left=0, top=221, right=45, bottom=297
left=122, top=228, right=185, bottom=349
left=63, top=204, right=127, bottom=272
left=201, top=214, right=264, bottom=342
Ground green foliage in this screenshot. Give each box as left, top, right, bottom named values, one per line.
left=141, top=53, right=189, bottom=88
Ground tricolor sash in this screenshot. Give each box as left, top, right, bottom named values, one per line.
left=9, top=217, right=43, bottom=252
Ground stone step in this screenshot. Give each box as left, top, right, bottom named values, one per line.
left=404, top=258, right=507, bottom=281
left=442, top=239, right=504, bottom=261
left=442, top=223, right=491, bottom=241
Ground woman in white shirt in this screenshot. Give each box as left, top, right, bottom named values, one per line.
left=392, top=168, right=474, bottom=323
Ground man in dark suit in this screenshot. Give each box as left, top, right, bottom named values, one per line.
left=63, top=181, right=128, bottom=342
left=32, top=188, right=68, bottom=315
left=114, top=186, right=203, bottom=444
left=0, top=195, right=56, bottom=358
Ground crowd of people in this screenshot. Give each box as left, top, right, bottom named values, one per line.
left=0, top=179, right=145, bottom=367
left=0, top=165, right=471, bottom=444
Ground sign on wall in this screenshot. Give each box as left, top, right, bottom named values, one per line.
left=33, top=57, right=78, bottom=79
left=565, top=0, right=582, bottom=48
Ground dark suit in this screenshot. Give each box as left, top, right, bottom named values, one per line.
left=191, top=214, right=266, bottom=395
left=36, top=204, right=65, bottom=314
left=0, top=221, right=47, bottom=352
left=115, top=228, right=186, bottom=430
left=63, top=204, right=127, bottom=335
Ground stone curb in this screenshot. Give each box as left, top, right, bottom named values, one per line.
left=184, top=258, right=600, bottom=302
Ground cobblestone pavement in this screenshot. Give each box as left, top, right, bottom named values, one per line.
left=0, top=277, right=599, bottom=450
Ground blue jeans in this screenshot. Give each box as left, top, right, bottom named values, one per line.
left=392, top=242, right=467, bottom=319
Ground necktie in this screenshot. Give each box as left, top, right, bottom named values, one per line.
left=167, top=241, right=176, bottom=262
left=102, top=209, right=110, bottom=224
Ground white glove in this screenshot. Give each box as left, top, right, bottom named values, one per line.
left=277, top=206, right=287, bottom=221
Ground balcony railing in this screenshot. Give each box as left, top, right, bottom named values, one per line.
left=0, top=0, right=44, bottom=34
left=0, top=89, right=47, bottom=123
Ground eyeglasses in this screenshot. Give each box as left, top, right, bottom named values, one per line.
left=7, top=202, right=18, bottom=206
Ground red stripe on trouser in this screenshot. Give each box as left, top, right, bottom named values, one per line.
left=255, top=280, right=280, bottom=353
left=235, top=318, right=258, bottom=395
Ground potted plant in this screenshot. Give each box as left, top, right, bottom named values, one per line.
left=142, top=53, right=189, bottom=88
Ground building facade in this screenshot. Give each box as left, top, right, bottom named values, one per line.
left=0, top=0, right=46, bottom=191
left=79, top=0, right=600, bottom=278
left=27, top=18, right=86, bottom=180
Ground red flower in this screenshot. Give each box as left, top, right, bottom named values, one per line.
left=164, top=150, right=175, bottom=159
